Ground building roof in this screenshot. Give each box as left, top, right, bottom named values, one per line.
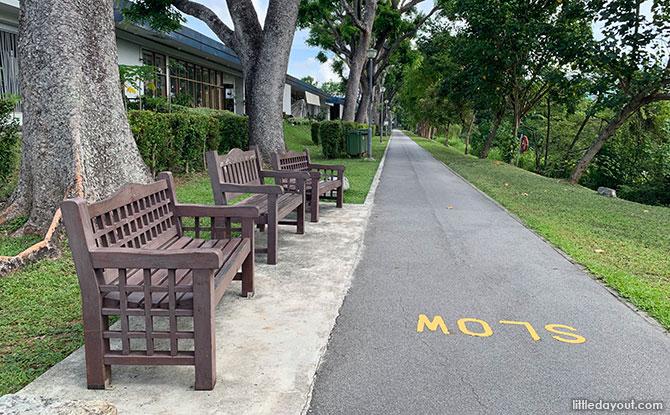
left=113, top=4, right=333, bottom=100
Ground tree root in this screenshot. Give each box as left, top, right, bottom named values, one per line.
left=0, top=209, right=65, bottom=278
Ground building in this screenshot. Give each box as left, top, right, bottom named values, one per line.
left=0, top=0, right=338, bottom=121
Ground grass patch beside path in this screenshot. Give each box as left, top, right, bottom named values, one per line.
left=407, top=131, right=670, bottom=330
left=0, top=252, right=82, bottom=396
left=174, top=124, right=388, bottom=205
left=0, top=124, right=387, bottom=396
left=284, top=124, right=388, bottom=204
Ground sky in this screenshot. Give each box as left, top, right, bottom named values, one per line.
left=182, top=0, right=436, bottom=85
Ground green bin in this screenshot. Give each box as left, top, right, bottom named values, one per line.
left=346, top=129, right=367, bottom=156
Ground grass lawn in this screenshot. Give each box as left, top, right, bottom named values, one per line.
left=406, top=131, right=670, bottom=330
left=0, top=122, right=387, bottom=396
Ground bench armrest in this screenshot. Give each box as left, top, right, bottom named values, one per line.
left=174, top=203, right=259, bottom=219
left=260, top=170, right=311, bottom=180
left=90, top=248, right=224, bottom=270
left=309, top=163, right=346, bottom=172
left=307, top=171, right=322, bottom=179
left=218, top=183, right=284, bottom=195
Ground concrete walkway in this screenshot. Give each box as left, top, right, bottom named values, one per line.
left=17, top=148, right=389, bottom=414
left=307, top=131, right=670, bottom=414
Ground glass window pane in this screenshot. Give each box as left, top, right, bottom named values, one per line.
left=170, top=76, right=177, bottom=95
left=203, top=69, right=209, bottom=84
left=142, top=51, right=153, bottom=66
left=155, top=54, right=165, bottom=73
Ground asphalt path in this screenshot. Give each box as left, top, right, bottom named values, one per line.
left=307, top=130, right=670, bottom=415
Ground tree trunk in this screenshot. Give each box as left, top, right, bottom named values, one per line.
left=238, top=1, right=299, bottom=162
left=544, top=97, right=550, bottom=169
left=445, top=123, right=450, bottom=146
left=1, top=0, right=151, bottom=236
left=479, top=108, right=505, bottom=159
left=341, top=0, right=378, bottom=121
left=465, top=110, right=476, bottom=155
left=355, top=74, right=370, bottom=123
left=569, top=99, right=642, bottom=184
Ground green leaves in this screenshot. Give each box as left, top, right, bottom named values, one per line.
left=120, top=0, right=184, bottom=33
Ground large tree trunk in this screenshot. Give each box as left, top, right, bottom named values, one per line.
left=1, top=0, right=151, bottom=236
left=568, top=98, right=643, bottom=184
left=479, top=108, right=505, bottom=159
left=341, top=0, right=378, bottom=121
left=355, top=74, right=370, bottom=123
left=240, top=1, right=299, bottom=161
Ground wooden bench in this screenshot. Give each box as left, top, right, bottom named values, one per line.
left=270, top=148, right=346, bottom=222
left=206, top=148, right=309, bottom=265
left=61, top=172, right=257, bottom=391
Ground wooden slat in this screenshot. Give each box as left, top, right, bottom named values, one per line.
left=104, top=351, right=194, bottom=366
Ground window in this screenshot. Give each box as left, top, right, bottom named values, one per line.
left=168, top=57, right=235, bottom=111
left=141, top=50, right=167, bottom=97
left=0, top=30, right=20, bottom=111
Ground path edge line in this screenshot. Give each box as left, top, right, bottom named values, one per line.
left=300, top=132, right=393, bottom=415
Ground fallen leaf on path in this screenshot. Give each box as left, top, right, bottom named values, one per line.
left=447, top=206, right=453, bottom=209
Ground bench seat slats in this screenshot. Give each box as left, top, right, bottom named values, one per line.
left=100, top=237, right=245, bottom=309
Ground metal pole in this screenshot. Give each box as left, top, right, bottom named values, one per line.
left=380, top=89, right=384, bottom=143
left=367, top=57, right=374, bottom=160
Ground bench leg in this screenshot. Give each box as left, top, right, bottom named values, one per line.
left=267, top=197, right=278, bottom=265
left=83, top=308, right=111, bottom=389
left=241, top=249, right=254, bottom=297
left=193, top=269, right=216, bottom=390
left=310, top=191, right=319, bottom=222
left=296, top=202, right=305, bottom=235
left=336, top=184, right=344, bottom=208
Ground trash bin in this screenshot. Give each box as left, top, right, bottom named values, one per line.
left=346, top=129, right=368, bottom=156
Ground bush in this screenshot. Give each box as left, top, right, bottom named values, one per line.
left=618, top=183, right=670, bottom=207
left=127, top=109, right=248, bottom=176
left=311, top=122, right=321, bottom=145
left=320, top=121, right=344, bottom=159
left=0, top=99, right=19, bottom=191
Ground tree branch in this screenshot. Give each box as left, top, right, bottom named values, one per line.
left=341, top=0, right=366, bottom=30
left=173, top=0, right=236, bottom=48
left=399, top=0, right=427, bottom=13
left=325, top=15, right=352, bottom=58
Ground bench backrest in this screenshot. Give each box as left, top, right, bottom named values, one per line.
left=206, top=148, right=263, bottom=204
left=271, top=148, right=312, bottom=172
left=64, top=177, right=180, bottom=252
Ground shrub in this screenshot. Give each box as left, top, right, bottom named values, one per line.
left=320, top=120, right=344, bottom=159
left=127, top=109, right=248, bottom=176
left=0, top=99, right=19, bottom=191
left=215, top=110, right=248, bottom=153
left=311, top=122, right=321, bottom=145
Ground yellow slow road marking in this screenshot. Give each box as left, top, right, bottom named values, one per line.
left=416, top=315, right=586, bottom=344
left=457, top=318, right=493, bottom=337
left=499, top=320, right=541, bottom=341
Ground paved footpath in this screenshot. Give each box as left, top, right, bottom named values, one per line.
left=308, top=131, right=670, bottom=415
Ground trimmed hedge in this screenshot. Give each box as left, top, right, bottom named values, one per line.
left=127, top=110, right=248, bottom=176
left=320, top=120, right=371, bottom=158
left=320, top=121, right=344, bottom=159
left=0, top=99, right=19, bottom=190
left=311, top=122, right=321, bottom=145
